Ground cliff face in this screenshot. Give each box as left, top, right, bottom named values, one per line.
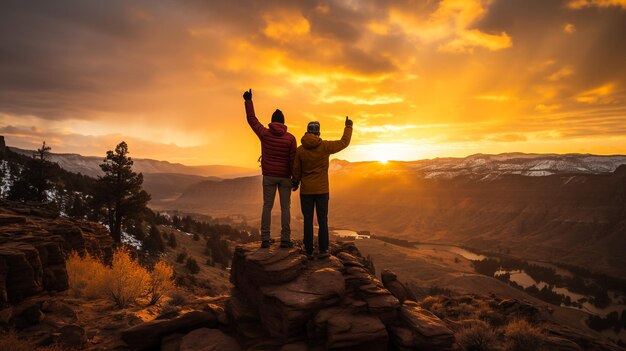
left=0, top=200, right=113, bottom=306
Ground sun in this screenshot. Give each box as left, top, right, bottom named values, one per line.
left=379, top=159, right=389, bottom=164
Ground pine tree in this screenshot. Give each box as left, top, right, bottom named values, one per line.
left=185, top=257, right=200, bottom=274
left=8, top=141, right=54, bottom=202
left=168, top=233, right=178, bottom=248
left=94, top=142, right=150, bottom=243
left=143, top=224, right=165, bottom=254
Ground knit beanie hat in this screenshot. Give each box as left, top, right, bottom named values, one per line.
left=271, top=109, right=285, bottom=124
left=307, top=121, right=321, bottom=135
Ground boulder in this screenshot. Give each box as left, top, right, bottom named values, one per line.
left=312, top=307, right=388, bottom=350
left=381, top=269, right=417, bottom=303
left=544, top=336, right=584, bottom=351
left=179, top=328, right=241, bottom=351
left=121, top=311, right=218, bottom=351
left=231, top=243, right=308, bottom=290
left=161, top=333, right=184, bottom=351
left=57, top=324, right=86, bottom=349
left=257, top=257, right=346, bottom=339
left=392, top=301, right=455, bottom=351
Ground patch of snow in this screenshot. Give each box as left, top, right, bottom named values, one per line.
left=122, top=231, right=142, bottom=249
left=0, top=160, right=12, bottom=197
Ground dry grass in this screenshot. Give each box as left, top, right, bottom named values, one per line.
left=66, top=247, right=174, bottom=308
left=503, top=319, right=545, bottom=351
left=457, top=322, right=499, bottom=351
left=0, top=331, right=72, bottom=351
left=148, top=258, right=174, bottom=305
left=108, top=247, right=150, bottom=308
left=66, top=251, right=108, bottom=299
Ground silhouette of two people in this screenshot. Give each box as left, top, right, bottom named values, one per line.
left=243, top=89, right=352, bottom=258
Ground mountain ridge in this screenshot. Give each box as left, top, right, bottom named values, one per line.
left=8, top=146, right=257, bottom=179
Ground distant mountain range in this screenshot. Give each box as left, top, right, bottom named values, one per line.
left=172, top=153, right=626, bottom=279
left=12, top=144, right=626, bottom=277
left=8, top=147, right=257, bottom=179
left=330, top=153, right=626, bottom=179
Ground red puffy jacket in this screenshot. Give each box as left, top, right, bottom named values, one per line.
left=245, top=100, right=297, bottom=178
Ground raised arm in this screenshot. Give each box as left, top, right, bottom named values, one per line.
left=324, top=116, right=353, bottom=154
left=243, top=89, right=267, bottom=139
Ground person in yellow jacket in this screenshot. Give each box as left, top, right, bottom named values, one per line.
left=292, top=116, right=353, bottom=259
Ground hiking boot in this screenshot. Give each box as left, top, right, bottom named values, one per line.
left=280, top=240, right=293, bottom=249
left=318, top=250, right=330, bottom=259
left=261, top=240, right=270, bottom=248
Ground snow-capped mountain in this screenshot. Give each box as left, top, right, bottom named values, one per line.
left=8, top=147, right=256, bottom=179
left=330, top=153, right=626, bottom=180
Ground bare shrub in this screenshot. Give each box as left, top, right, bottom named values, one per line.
left=430, top=302, right=447, bottom=318
left=168, top=290, right=188, bottom=306
left=108, top=247, right=150, bottom=308
left=457, top=322, right=499, bottom=351
left=148, top=258, right=174, bottom=305
left=66, top=251, right=108, bottom=299
left=504, top=319, right=545, bottom=351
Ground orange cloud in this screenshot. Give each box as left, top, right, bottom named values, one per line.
left=567, top=0, right=626, bottom=9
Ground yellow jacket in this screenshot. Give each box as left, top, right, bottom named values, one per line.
left=293, top=126, right=352, bottom=194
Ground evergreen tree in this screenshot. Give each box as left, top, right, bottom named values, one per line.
left=8, top=141, right=54, bottom=202
left=168, top=233, right=178, bottom=248
left=185, top=257, right=200, bottom=274
left=143, top=224, right=165, bottom=254
left=94, top=142, right=150, bottom=243
left=67, top=193, right=88, bottom=219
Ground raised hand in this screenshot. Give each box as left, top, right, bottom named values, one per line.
left=345, top=116, right=353, bottom=127
left=243, top=88, right=252, bottom=101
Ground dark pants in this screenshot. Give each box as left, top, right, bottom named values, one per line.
left=300, top=193, right=329, bottom=255
left=261, top=176, right=291, bottom=242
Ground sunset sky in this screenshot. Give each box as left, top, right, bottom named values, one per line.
left=1, top=0, right=626, bottom=167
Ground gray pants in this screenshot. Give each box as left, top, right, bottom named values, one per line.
left=261, top=175, right=291, bottom=242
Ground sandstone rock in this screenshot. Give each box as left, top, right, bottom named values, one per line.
left=280, top=343, right=308, bottom=351
left=22, top=303, right=45, bottom=325
left=330, top=241, right=361, bottom=258
left=227, top=242, right=455, bottom=350
left=497, top=299, right=540, bottom=322
left=381, top=269, right=417, bottom=303
left=544, top=336, right=584, bottom=351
left=231, top=243, right=308, bottom=289
left=57, top=324, right=86, bottom=348
left=336, top=252, right=365, bottom=268
left=161, top=333, right=184, bottom=351
left=121, top=311, right=218, bottom=351
left=257, top=258, right=346, bottom=339
left=393, top=301, right=455, bottom=351
left=231, top=243, right=347, bottom=340
left=0, top=200, right=114, bottom=305
left=312, top=307, right=388, bottom=350
left=179, top=328, right=241, bottom=351
left=0, top=214, right=26, bottom=225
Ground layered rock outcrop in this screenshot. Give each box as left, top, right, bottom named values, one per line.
left=0, top=200, right=113, bottom=306
left=228, top=241, right=455, bottom=350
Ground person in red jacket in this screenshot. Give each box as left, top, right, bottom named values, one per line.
left=243, top=89, right=297, bottom=248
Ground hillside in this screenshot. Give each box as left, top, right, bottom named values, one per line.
left=172, top=154, right=626, bottom=279
left=8, top=147, right=256, bottom=179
